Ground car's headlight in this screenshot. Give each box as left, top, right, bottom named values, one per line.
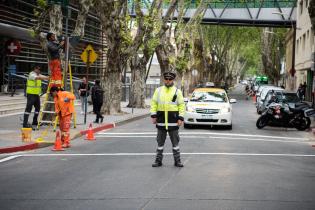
left=220, top=107, right=231, bottom=113
left=186, top=106, right=196, bottom=112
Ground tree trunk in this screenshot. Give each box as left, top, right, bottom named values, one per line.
left=128, top=55, right=146, bottom=108
left=102, top=70, right=122, bottom=114
left=183, top=70, right=191, bottom=96
left=261, top=28, right=279, bottom=84
left=71, top=0, right=94, bottom=37
left=49, top=4, right=63, bottom=36
left=156, top=36, right=175, bottom=84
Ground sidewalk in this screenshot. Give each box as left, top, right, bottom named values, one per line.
left=0, top=100, right=150, bottom=153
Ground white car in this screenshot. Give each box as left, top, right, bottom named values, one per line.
left=184, top=88, right=236, bottom=129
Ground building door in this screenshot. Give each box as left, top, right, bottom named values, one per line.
left=307, top=69, right=313, bottom=102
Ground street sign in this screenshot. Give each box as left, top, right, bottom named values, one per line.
left=80, top=44, right=98, bottom=64
left=5, top=39, right=21, bottom=55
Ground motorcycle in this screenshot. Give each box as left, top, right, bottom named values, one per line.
left=256, top=101, right=312, bottom=131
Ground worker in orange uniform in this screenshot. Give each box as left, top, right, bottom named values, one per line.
left=46, top=32, right=64, bottom=87
left=50, top=86, right=75, bottom=148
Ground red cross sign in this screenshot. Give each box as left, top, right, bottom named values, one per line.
left=5, top=39, right=21, bottom=55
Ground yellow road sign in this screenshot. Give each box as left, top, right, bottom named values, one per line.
left=80, top=44, right=98, bottom=64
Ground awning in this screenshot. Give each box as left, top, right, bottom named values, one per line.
left=0, top=23, right=37, bottom=42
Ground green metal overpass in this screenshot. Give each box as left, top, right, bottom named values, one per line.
left=130, top=0, right=297, bottom=27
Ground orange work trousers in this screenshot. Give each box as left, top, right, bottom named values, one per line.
left=59, top=114, right=72, bottom=147
left=49, top=59, right=62, bottom=87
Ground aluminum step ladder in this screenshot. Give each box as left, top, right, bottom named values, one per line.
left=37, top=62, right=77, bottom=131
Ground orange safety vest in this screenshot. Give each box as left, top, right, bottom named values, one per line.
left=54, top=91, right=76, bottom=117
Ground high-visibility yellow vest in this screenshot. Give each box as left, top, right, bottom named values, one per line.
left=150, top=86, right=185, bottom=130
left=26, top=73, right=41, bottom=95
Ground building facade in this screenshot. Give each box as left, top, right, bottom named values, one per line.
left=295, top=0, right=314, bottom=101
left=0, top=0, right=105, bottom=93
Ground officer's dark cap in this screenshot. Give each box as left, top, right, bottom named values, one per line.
left=163, top=72, right=176, bottom=80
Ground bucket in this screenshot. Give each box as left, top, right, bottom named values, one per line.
left=21, top=128, right=32, bottom=142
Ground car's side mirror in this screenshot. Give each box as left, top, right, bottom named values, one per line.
left=230, top=99, right=237, bottom=103
left=184, top=98, right=189, bottom=103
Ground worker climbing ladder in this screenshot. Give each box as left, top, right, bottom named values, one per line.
left=37, top=62, right=77, bottom=131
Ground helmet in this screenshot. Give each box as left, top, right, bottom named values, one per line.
left=163, top=71, right=176, bottom=80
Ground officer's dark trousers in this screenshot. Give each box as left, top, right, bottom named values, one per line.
left=155, top=128, right=181, bottom=163
left=94, top=102, right=103, bottom=122
left=23, top=94, right=40, bottom=127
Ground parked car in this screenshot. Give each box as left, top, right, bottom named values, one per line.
left=184, top=88, right=236, bottom=129
left=240, top=80, right=248, bottom=85
left=256, top=86, right=283, bottom=114
left=205, top=82, right=215, bottom=87
left=258, top=90, right=304, bottom=114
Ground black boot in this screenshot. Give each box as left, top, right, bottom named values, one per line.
left=23, top=113, right=30, bottom=128
left=93, top=119, right=99, bottom=123
left=173, top=148, right=184, bottom=167
left=152, top=149, right=163, bottom=167
left=100, top=116, right=104, bottom=123
left=32, top=113, right=39, bottom=127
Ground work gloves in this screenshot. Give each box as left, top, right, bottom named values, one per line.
left=64, top=97, right=70, bottom=102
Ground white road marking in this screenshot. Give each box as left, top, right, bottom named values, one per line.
left=2, top=153, right=315, bottom=164
left=16, top=153, right=315, bottom=157
left=98, top=132, right=307, bottom=141
left=0, top=155, right=21, bottom=163
left=94, top=135, right=308, bottom=144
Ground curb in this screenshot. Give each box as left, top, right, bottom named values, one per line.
left=0, top=112, right=150, bottom=154
left=0, top=143, right=39, bottom=154
left=76, top=123, right=116, bottom=139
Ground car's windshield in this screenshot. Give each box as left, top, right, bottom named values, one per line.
left=281, top=93, right=300, bottom=103
left=261, top=88, right=282, bottom=100
left=190, top=91, right=227, bottom=102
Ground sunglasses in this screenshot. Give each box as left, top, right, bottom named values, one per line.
left=164, top=78, right=174, bottom=81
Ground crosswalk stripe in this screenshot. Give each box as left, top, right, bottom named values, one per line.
left=0, top=155, right=21, bottom=163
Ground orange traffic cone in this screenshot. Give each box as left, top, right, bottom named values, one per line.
left=252, top=94, right=256, bottom=103
left=52, top=131, right=64, bottom=151
left=85, top=123, right=96, bottom=141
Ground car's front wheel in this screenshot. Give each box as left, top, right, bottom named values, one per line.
left=225, top=124, right=232, bottom=130
left=184, top=123, right=192, bottom=129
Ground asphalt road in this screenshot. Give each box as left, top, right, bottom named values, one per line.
left=1, top=84, right=315, bottom=210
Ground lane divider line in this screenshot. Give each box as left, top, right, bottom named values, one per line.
left=94, top=135, right=308, bottom=143
left=97, top=132, right=307, bottom=141
left=17, top=153, right=315, bottom=157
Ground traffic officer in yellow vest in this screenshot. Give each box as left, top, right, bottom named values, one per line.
left=150, top=70, right=185, bottom=167
left=23, top=66, right=49, bottom=129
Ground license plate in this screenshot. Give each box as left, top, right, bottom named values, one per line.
left=201, top=115, right=213, bottom=119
